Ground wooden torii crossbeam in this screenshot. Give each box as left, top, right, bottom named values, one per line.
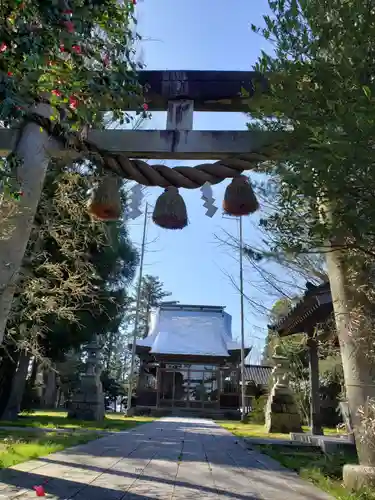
left=0, top=70, right=278, bottom=165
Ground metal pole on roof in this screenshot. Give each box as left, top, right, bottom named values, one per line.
left=239, top=216, right=246, bottom=422
left=126, top=202, right=148, bottom=416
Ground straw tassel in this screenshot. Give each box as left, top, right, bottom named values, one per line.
left=87, top=175, right=122, bottom=221
left=152, top=187, right=188, bottom=230
left=223, top=175, right=259, bottom=216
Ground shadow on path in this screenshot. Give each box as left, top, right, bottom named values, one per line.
left=0, top=417, right=332, bottom=499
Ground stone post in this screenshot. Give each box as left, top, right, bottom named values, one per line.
left=0, top=102, right=60, bottom=345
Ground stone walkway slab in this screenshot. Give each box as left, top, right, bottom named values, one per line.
left=0, top=417, right=333, bottom=499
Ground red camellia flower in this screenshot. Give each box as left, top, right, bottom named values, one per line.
left=0, top=43, right=7, bottom=53
left=69, top=96, right=78, bottom=109
left=33, top=485, right=45, bottom=497
left=142, top=103, right=149, bottom=111
left=63, top=20, right=75, bottom=33
left=72, top=45, right=81, bottom=55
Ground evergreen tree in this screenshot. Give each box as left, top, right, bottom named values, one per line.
left=1, top=163, right=137, bottom=416
left=262, top=298, right=292, bottom=364
left=250, top=0, right=375, bottom=468
left=126, top=275, right=171, bottom=339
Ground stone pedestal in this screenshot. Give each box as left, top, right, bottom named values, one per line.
left=265, top=384, right=303, bottom=433
left=68, top=336, right=105, bottom=421
left=343, top=464, right=375, bottom=491
left=265, top=349, right=302, bottom=434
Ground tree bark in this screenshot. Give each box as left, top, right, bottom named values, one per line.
left=34, top=363, right=45, bottom=403
left=144, top=300, right=151, bottom=338
left=28, top=357, right=38, bottom=388
left=1, top=351, right=31, bottom=420
left=325, top=245, right=375, bottom=464
left=0, top=102, right=57, bottom=344
left=0, top=346, right=19, bottom=417
left=41, top=368, right=57, bottom=408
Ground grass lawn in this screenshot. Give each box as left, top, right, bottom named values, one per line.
left=0, top=428, right=101, bottom=469
left=255, top=444, right=374, bottom=500
left=217, top=420, right=343, bottom=440
left=218, top=421, right=373, bottom=499
left=0, top=410, right=154, bottom=432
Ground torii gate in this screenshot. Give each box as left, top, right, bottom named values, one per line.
left=1, top=71, right=374, bottom=485
left=0, top=70, right=280, bottom=345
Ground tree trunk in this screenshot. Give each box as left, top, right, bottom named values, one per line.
left=29, top=357, right=38, bottom=387
left=0, top=102, right=57, bottom=344
left=144, top=299, right=151, bottom=338
left=0, top=346, right=20, bottom=418
left=34, top=363, right=45, bottom=404
left=105, top=333, right=114, bottom=372
left=325, top=246, right=375, bottom=464
left=1, top=351, right=31, bottom=420
left=56, top=387, right=63, bottom=408
left=41, top=368, right=57, bottom=408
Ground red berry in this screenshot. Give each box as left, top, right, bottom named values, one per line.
left=7, top=71, right=12, bottom=76
left=72, top=45, right=81, bottom=54
left=59, top=43, right=65, bottom=52
left=0, top=43, right=7, bottom=53
left=142, top=103, right=149, bottom=111
left=52, top=90, right=62, bottom=97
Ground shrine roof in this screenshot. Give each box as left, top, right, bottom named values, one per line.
left=269, top=282, right=333, bottom=336
left=244, top=365, right=272, bottom=386
left=132, top=305, right=248, bottom=357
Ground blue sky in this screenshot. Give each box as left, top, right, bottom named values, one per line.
left=127, top=0, right=278, bottom=362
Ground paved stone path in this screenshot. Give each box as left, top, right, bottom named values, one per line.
left=0, top=417, right=333, bottom=499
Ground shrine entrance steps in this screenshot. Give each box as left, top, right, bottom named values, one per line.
left=134, top=406, right=241, bottom=420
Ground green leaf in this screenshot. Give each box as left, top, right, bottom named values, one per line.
left=363, top=86, right=371, bottom=100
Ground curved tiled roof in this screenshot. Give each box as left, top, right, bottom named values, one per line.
left=244, top=364, right=272, bottom=386
left=269, top=282, right=333, bottom=336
